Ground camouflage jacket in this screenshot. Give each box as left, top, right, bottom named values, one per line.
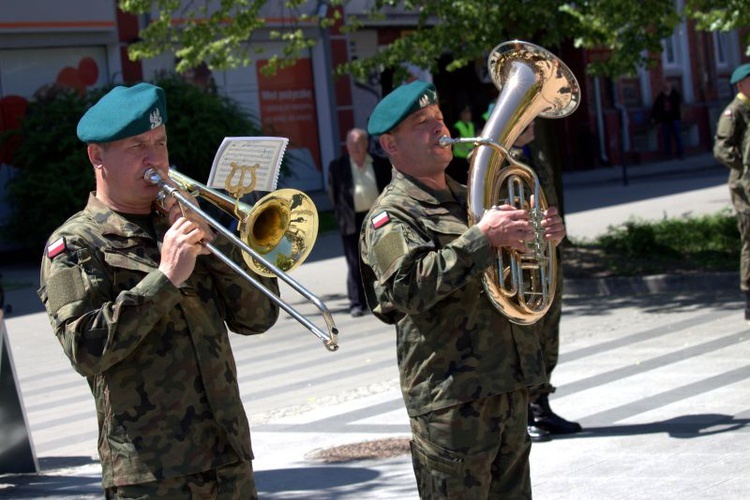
left=37, top=194, right=279, bottom=488
left=359, top=171, right=545, bottom=417
left=714, top=93, right=750, bottom=213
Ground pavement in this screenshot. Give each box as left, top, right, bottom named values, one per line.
left=1, top=151, right=749, bottom=499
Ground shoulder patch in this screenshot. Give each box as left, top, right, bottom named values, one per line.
left=47, top=237, right=67, bottom=259
left=374, top=227, right=409, bottom=276
left=723, top=109, right=733, bottom=116
left=372, top=211, right=391, bottom=229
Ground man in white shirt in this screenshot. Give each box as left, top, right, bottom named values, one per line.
left=327, top=128, right=392, bottom=316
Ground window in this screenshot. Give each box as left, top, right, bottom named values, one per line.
left=662, top=33, right=682, bottom=69
left=713, top=31, right=739, bottom=70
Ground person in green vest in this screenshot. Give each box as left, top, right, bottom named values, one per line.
left=482, top=100, right=495, bottom=125
left=445, top=106, right=476, bottom=184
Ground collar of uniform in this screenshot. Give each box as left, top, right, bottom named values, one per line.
left=738, top=92, right=750, bottom=108
left=83, top=193, right=160, bottom=241
left=393, top=170, right=467, bottom=205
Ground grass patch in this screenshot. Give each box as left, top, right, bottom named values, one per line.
left=567, top=209, right=739, bottom=277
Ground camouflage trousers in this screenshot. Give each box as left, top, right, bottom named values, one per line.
left=737, top=212, right=750, bottom=291
left=104, top=460, right=256, bottom=499
left=408, top=389, right=531, bottom=500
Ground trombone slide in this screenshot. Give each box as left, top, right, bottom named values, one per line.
left=145, top=168, right=339, bottom=351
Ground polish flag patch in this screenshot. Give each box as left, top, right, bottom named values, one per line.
left=47, top=237, right=67, bottom=259
left=372, top=211, right=391, bottom=230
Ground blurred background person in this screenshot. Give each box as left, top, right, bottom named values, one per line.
left=651, top=80, right=684, bottom=160
left=327, top=128, right=391, bottom=317
left=510, top=120, right=582, bottom=442
left=445, top=105, right=476, bottom=184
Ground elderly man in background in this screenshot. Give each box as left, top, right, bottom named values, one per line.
left=327, top=127, right=391, bottom=317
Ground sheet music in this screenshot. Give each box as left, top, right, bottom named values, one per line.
left=206, top=136, right=288, bottom=193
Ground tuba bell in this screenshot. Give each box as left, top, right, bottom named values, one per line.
left=440, top=40, right=580, bottom=325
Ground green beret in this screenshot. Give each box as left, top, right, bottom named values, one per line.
left=367, top=80, right=438, bottom=136
left=730, top=63, right=750, bottom=85
left=77, top=82, right=168, bottom=143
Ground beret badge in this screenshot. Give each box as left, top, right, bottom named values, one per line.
left=150, top=108, right=163, bottom=129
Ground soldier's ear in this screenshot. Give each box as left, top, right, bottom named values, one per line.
left=380, top=134, right=397, bottom=155
left=88, top=144, right=104, bottom=168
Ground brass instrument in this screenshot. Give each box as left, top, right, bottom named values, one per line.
left=145, top=168, right=339, bottom=351
left=439, top=40, right=580, bottom=325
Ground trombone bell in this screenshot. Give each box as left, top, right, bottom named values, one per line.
left=145, top=168, right=339, bottom=351
left=240, top=188, right=318, bottom=277
left=167, top=169, right=318, bottom=278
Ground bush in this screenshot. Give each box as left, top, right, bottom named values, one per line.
left=2, top=86, right=98, bottom=252
left=584, top=210, right=739, bottom=276
left=2, top=76, right=262, bottom=252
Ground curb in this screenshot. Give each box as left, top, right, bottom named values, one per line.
left=561, top=152, right=720, bottom=188
left=564, top=271, right=738, bottom=297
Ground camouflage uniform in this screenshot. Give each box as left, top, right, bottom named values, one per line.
left=714, top=93, right=750, bottom=292
left=37, top=194, right=279, bottom=491
left=360, top=171, right=545, bottom=499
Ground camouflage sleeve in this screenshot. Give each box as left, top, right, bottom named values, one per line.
left=201, top=235, right=280, bottom=335
left=362, top=209, right=495, bottom=317
left=38, top=233, right=182, bottom=377
left=714, top=106, right=744, bottom=170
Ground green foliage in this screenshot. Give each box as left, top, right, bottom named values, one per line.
left=340, top=0, right=582, bottom=81
left=2, top=77, right=262, bottom=252
left=686, top=0, right=750, bottom=56
left=117, top=0, right=748, bottom=81
left=121, top=0, right=316, bottom=76
left=591, top=210, right=739, bottom=275
left=560, top=1, right=681, bottom=77
left=2, top=87, right=98, bottom=252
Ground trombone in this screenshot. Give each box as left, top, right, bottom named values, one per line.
left=144, top=167, right=339, bottom=351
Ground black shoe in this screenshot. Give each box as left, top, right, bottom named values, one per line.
left=527, top=423, right=552, bottom=442
left=530, top=395, right=582, bottom=435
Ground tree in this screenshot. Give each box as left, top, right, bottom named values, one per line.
left=120, top=0, right=747, bottom=80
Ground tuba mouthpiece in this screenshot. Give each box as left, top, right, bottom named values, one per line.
left=438, top=136, right=454, bottom=148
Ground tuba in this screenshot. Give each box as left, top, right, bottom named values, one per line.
left=440, top=40, right=580, bottom=325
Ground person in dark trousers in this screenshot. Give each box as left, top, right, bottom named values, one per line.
left=651, top=80, right=684, bottom=159
left=37, top=82, right=280, bottom=498
left=510, top=121, right=582, bottom=442
left=714, top=63, right=750, bottom=321
left=360, top=80, right=566, bottom=499
left=327, top=128, right=391, bottom=317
